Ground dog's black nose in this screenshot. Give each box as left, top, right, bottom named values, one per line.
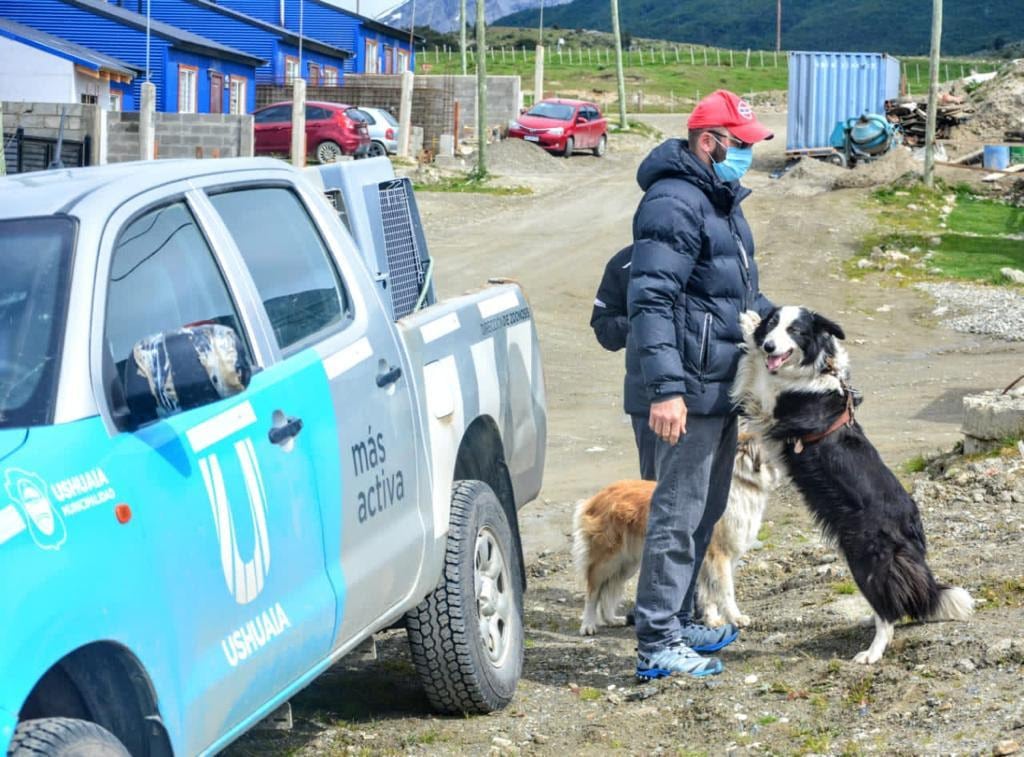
left=764, top=340, right=775, bottom=353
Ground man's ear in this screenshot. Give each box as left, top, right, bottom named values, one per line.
left=812, top=311, right=846, bottom=341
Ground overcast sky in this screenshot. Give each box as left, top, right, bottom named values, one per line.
left=319, top=0, right=402, bottom=22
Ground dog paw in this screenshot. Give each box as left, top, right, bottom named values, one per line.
left=739, top=310, right=762, bottom=338
left=604, top=614, right=627, bottom=627
left=728, top=613, right=751, bottom=628
left=852, top=649, right=881, bottom=665
left=580, top=623, right=598, bottom=636
left=703, top=611, right=725, bottom=628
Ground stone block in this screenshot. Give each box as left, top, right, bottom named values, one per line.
left=962, top=391, right=1024, bottom=444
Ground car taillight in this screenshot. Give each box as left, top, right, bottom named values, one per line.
left=385, top=128, right=395, bottom=140
left=335, top=110, right=351, bottom=127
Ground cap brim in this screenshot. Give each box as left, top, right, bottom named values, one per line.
left=728, top=121, right=774, bottom=143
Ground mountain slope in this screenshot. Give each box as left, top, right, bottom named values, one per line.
left=381, top=0, right=572, bottom=33
left=493, top=0, right=1023, bottom=55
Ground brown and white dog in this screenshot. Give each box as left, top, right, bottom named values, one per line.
left=574, top=429, right=779, bottom=636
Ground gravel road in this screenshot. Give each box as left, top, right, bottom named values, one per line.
left=229, top=114, right=1024, bottom=757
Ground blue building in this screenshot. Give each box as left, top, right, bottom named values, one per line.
left=215, top=0, right=417, bottom=76
left=0, top=17, right=141, bottom=110
left=129, top=0, right=352, bottom=87
left=0, top=0, right=263, bottom=113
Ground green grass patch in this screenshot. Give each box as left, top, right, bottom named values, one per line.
left=833, top=581, right=858, bottom=595
left=947, top=197, right=1024, bottom=236
left=928, top=234, right=1024, bottom=283
left=976, top=576, right=1024, bottom=608
left=903, top=454, right=928, bottom=474
left=757, top=714, right=779, bottom=726
left=577, top=686, right=603, bottom=701
left=844, top=673, right=875, bottom=708
left=412, top=173, right=532, bottom=195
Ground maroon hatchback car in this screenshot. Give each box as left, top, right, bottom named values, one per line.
left=253, top=101, right=371, bottom=162
left=507, top=98, right=608, bottom=158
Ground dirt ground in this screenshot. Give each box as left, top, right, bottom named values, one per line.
left=230, top=114, right=1024, bottom=756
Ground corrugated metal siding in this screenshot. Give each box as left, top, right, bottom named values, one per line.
left=147, top=0, right=277, bottom=83
left=165, top=48, right=254, bottom=111
left=0, top=0, right=167, bottom=111
left=786, top=51, right=901, bottom=154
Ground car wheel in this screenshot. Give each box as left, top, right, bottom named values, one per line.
left=368, top=141, right=387, bottom=157
left=9, top=718, right=130, bottom=757
left=593, top=134, right=607, bottom=157
left=315, top=140, right=344, bottom=164
left=406, top=480, right=524, bottom=714
left=563, top=136, right=574, bottom=158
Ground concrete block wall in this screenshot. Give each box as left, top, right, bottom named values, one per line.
left=107, top=112, right=254, bottom=162
left=2, top=101, right=91, bottom=142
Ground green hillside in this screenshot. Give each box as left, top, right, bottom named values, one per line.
left=495, top=0, right=1021, bottom=55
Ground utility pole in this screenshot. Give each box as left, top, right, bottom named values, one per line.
left=460, top=0, right=468, bottom=75
left=534, top=0, right=545, bottom=103
left=775, top=0, right=782, bottom=52
left=475, top=0, right=487, bottom=177
left=924, top=0, right=942, bottom=188
left=610, top=0, right=627, bottom=129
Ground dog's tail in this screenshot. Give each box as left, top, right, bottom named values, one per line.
left=927, top=585, right=975, bottom=622
left=571, top=497, right=591, bottom=586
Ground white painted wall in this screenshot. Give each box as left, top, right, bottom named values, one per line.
left=0, top=36, right=113, bottom=108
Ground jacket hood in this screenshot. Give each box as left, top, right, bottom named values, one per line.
left=636, top=139, right=746, bottom=211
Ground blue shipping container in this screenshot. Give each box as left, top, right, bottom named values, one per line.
left=786, top=51, right=901, bottom=155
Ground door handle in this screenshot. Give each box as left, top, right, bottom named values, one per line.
left=376, top=365, right=402, bottom=388
left=268, top=416, right=303, bottom=445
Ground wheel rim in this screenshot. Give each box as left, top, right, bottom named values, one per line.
left=475, top=526, right=514, bottom=667
left=369, top=142, right=386, bottom=157
left=597, top=136, right=606, bottom=155
left=317, top=142, right=341, bottom=163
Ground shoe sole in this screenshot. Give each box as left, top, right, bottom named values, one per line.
left=689, top=627, right=739, bottom=654
left=635, top=661, right=723, bottom=680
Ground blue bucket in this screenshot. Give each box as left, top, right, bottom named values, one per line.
left=983, top=145, right=1010, bottom=170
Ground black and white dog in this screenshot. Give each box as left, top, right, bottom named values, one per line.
left=732, top=306, right=973, bottom=664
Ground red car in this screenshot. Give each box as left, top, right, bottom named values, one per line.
left=253, top=101, right=371, bottom=162
left=508, top=98, right=608, bottom=158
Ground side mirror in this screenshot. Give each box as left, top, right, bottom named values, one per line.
left=124, top=324, right=252, bottom=427
left=519, top=107, right=527, bottom=115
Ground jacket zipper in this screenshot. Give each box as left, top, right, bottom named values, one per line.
left=732, top=227, right=753, bottom=311
left=698, top=312, right=712, bottom=391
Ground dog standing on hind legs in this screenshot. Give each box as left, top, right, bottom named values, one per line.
left=574, top=429, right=779, bottom=636
left=731, top=305, right=973, bottom=664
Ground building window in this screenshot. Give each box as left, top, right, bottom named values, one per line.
left=308, top=62, right=321, bottom=85
left=324, top=66, right=339, bottom=86
left=229, top=77, right=246, bottom=114
left=109, top=92, right=122, bottom=111
left=80, top=93, right=99, bottom=105
left=365, top=40, right=379, bottom=74
left=396, top=49, right=409, bottom=73
left=284, top=56, right=300, bottom=85
left=178, top=64, right=198, bottom=113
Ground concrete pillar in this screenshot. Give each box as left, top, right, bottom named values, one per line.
left=533, top=45, right=544, bottom=105
left=91, top=106, right=108, bottom=165
left=140, top=82, right=156, bottom=161
left=0, top=101, right=5, bottom=176
left=397, top=70, right=414, bottom=158
left=291, top=78, right=306, bottom=167
left=240, top=114, right=254, bottom=157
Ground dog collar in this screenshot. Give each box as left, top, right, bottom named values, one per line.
left=791, top=390, right=855, bottom=454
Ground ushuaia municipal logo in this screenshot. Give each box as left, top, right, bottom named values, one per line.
left=4, top=468, right=66, bottom=550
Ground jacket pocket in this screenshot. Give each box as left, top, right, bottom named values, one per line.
left=698, top=313, right=712, bottom=384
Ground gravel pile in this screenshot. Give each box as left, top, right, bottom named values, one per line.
left=482, top=137, right=568, bottom=176
left=916, top=281, right=1024, bottom=341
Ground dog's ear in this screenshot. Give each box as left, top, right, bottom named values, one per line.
left=812, top=312, right=846, bottom=341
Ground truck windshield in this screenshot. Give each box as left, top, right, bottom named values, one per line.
left=0, top=217, right=75, bottom=428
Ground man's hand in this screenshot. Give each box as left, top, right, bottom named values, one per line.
left=649, top=396, right=687, bottom=445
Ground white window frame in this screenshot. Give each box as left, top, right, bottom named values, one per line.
left=109, top=91, right=122, bottom=111
left=228, top=77, right=246, bottom=114
left=365, top=40, right=380, bottom=74
left=396, top=49, right=409, bottom=73
left=178, top=64, right=198, bottom=113
left=323, top=66, right=339, bottom=86
left=284, top=56, right=300, bottom=85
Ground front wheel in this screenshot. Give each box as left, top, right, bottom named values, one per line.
left=406, top=480, right=524, bottom=714
left=593, top=134, right=607, bottom=157
left=368, top=141, right=388, bottom=157
left=562, top=136, right=574, bottom=158
left=9, top=718, right=130, bottom=757
left=315, top=140, right=343, bottom=163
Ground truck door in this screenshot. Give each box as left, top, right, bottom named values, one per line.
left=205, top=183, right=427, bottom=647
left=97, top=190, right=338, bottom=753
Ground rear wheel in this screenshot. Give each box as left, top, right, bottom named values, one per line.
left=368, top=141, right=388, bottom=157
left=315, top=140, right=343, bottom=163
left=406, top=480, right=524, bottom=714
left=562, top=136, right=574, bottom=158
left=593, top=134, right=607, bottom=157
left=9, top=718, right=130, bottom=757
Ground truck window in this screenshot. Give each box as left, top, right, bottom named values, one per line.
left=104, top=201, right=249, bottom=377
left=208, top=187, right=350, bottom=353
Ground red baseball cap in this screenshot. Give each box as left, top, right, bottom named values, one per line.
left=687, top=90, right=774, bottom=143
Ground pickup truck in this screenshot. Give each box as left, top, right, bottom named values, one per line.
left=0, top=157, right=546, bottom=756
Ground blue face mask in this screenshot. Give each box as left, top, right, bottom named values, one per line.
left=710, top=136, right=753, bottom=183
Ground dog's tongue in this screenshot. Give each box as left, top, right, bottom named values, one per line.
left=766, top=353, right=787, bottom=372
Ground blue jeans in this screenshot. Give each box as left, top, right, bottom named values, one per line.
left=634, top=413, right=738, bottom=652
left=630, top=413, right=659, bottom=481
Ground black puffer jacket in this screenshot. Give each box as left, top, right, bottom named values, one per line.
left=625, top=139, right=773, bottom=416
left=589, top=245, right=632, bottom=352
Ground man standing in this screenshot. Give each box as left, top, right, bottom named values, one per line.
left=589, top=245, right=658, bottom=481
left=628, top=90, right=775, bottom=679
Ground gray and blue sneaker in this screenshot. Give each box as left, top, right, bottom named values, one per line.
left=677, top=622, right=739, bottom=653
left=635, top=642, right=723, bottom=680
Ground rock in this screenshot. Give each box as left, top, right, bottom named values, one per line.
left=531, top=734, right=549, bottom=745
left=744, top=674, right=759, bottom=685
left=626, top=685, right=660, bottom=702
left=1001, top=267, right=1024, bottom=285
left=955, top=657, right=976, bottom=673
left=993, top=740, right=1020, bottom=756
left=856, top=259, right=876, bottom=269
